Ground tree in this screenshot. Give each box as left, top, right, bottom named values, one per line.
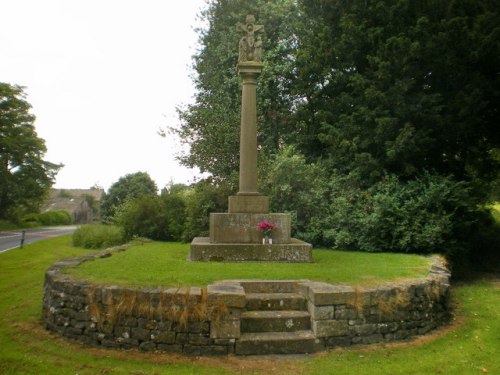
left=0, top=83, right=61, bottom=219
left=100, top=172, right=158, bottom=222
left=294, top=0, right=500, bottom=195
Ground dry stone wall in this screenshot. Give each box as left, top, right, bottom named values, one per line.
left=42, top=248, right=451, bottom=355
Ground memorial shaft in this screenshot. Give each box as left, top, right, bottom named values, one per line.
left=238, top=67, right=261, bottom=195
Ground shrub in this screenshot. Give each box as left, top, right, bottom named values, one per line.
left=161, top=189, right=187, bottom=241
left=72, top=224, right=125, bottom=249
left=21, top=213, right=41, bottom=228
left=0, top=219, right=19, bottom=230
left=38, top=210, right=72, bottom=226
left=181, top=179, right=232, bottom=242
left=261, top=147, right=328, bottom=245
left=115, top=195, right=168, bottom=241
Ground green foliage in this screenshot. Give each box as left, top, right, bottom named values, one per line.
left=0, top=83, right=62, bottom=219
left=0, top=219, right=20, bottom=230
left=294, top=0, right=500, bottom=195
left=72, top=224, right=125, bottom=249
left=20, top=210, right=72, bottom=227
left=100, top=171, right=158, bottom=222
left=160, top=184, right=188, bottom=241
left=20, top=213, right=41, bottom=228
left=262, top=148, right=480, bottom=275
left=181, top=179, right=232, bottom=242
left=115, top=195, right=168, bottom=241
left=37, top=210, right=72, bottom=226
left=261, top=147, right=327, bottom=244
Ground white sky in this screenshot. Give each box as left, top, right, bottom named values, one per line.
left=1, top=0, right=208, bottom=190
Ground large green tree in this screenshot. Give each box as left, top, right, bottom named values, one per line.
left=100, top=171, right=158, bottom=222
left=294, top=0, right=499, bottom=195
left=0, top=83, right=61, bottom=219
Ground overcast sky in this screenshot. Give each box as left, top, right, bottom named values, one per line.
left=1, top=0, right=208, bottom=191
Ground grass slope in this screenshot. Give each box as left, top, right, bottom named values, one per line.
left=69, top=242, right=431, bottom=287
left=0, top=236, right=498, bottom=374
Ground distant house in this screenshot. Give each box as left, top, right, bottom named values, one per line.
left=41, top=188, right=105, bottom=224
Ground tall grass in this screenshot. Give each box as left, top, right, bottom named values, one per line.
left=72, top=224, right=125, bottom=249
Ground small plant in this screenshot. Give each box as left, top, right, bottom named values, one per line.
left=257, top=221, right=277, bottom=237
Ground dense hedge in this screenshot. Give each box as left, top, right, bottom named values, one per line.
left=21, top=210, right=72, bottom=227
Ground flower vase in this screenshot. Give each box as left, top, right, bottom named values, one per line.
left=262, top=237, right=273, bottom=245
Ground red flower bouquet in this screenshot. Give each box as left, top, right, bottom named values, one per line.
left=257, top=221, right=277, bottom=237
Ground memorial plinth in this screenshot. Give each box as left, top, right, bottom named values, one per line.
left=188, top=15, right=312, bottom=262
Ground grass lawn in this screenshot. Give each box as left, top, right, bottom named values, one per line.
left=69, top=241, right=431, bottom=287
left=0, top=235, right=498, bottom=374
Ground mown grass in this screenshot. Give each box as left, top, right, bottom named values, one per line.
left=68, top=242, right=431, bottom=287
left=0, top=236, right=498, bottom=374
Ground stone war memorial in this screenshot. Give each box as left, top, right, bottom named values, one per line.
left=189, top=15, right=312, bottom=263
left=42, top=15, right=451, bottom=357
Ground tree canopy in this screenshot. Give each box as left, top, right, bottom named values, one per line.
left=0, top=82, right=61, bottom=219
left=100, top=171, right=158, bottom=222
left=177, top=0, right=499, bottom=200
left=294, top=0, right=500, bottom=193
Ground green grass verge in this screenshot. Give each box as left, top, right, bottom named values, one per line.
left=68, top=242, right=431, bottom=287
left=0, top=236, right=498, bottom=374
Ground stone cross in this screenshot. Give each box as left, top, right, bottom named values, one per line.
left=237, top=15, right=264, bottom=63
left=235, top=15, right=264, bottom=198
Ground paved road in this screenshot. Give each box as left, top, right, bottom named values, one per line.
left=0, top=226, right=77, bottom=253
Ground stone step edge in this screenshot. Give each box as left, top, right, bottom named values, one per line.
left=214, top=279, right=310, bottom=293
left=245, top=292, right=305, bottom=300
left=235, top=331, right=324, bottom=355
left=241, top=310, right=311, bottom=319
left=238, top=330, right=318, bottom=342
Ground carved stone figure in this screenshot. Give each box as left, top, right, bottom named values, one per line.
left=237, top=14, right=264, bottom=63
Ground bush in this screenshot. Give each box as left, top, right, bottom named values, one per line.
left=0, top=219, right=19, bottom=230
left=262, top=149, right=479, bottom=276
left=181, top=179, right=232, bottom=242
left=161, top=188, right=187, bottom=241
left=72, top=224, right=125, bottom=249
left=261, top=147, right=328, bottom=245
left=38, top=210, right=72, bottom=226
left=115, top=195, right=168, bottom=241
left=20, top=213, right=41, bottom=228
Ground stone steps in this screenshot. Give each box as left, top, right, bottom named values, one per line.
left=235, top=331, right=323, bottom=355
left=235, top=283, right=324, bottom=355
left=245, top=292, right=306, bottom=311
left=241, top=310, right=311, bottom=333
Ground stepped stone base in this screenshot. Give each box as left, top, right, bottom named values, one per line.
left=189, top=237, right=313, bottom=262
